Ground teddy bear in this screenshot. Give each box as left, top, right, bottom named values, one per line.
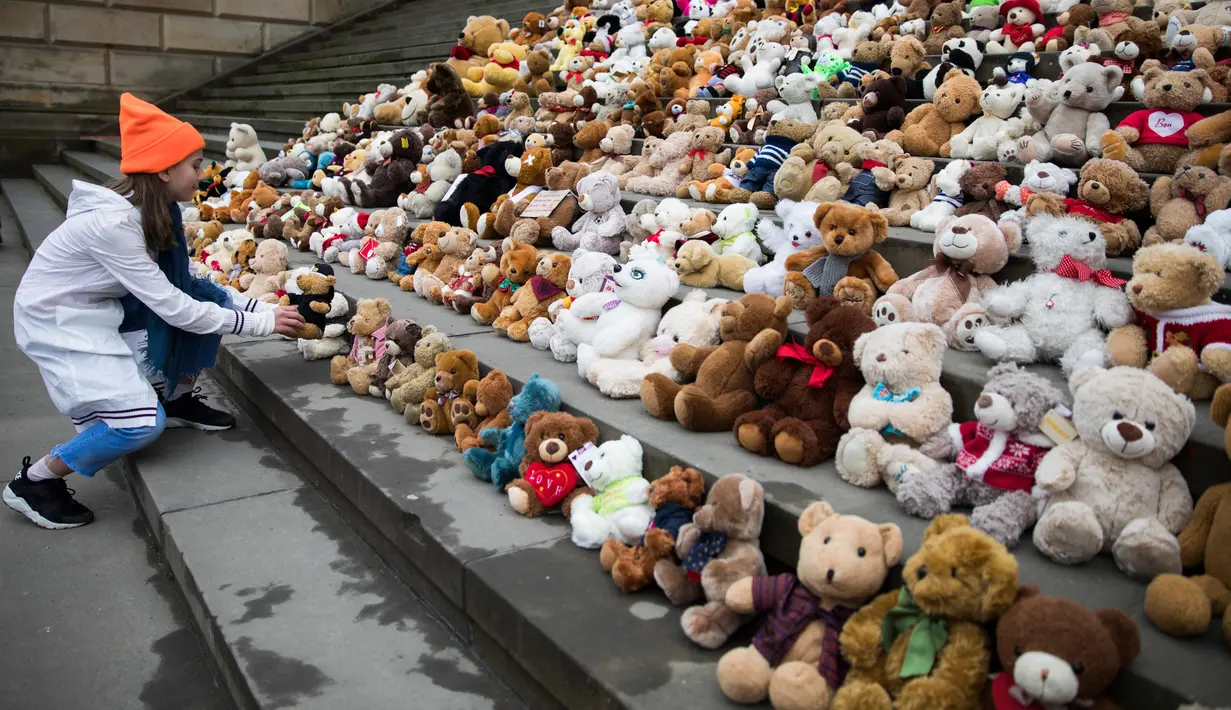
left=885, top=68, right=983, bottom=158
left=742, top=199, right=827, bottom=297
left=1016, top=58, right=1124, bottom=167
left=385, top=327, right=452, bottom=420
left=986, top=0, right=1045, bottom=53
left=873, top=215, right=1023, bottom=352
left=1103, top=67, right=1214, bottom=175
left=847, top=76, right=907, bottom=140
left=1143, top=163, right=1231, bottom=247
left=896, top=364, right=1068, bottom=548
left=706, top=202, right=763, bottom=264
left=990, top=588, right=1141, bottom=710
left=652, top=474, right=767, bottom=649
left=471, top=242, right=539, bottom=325
left=415, top=226, right=479, bottom=304
left=567, top=435, right=653, bottom=549
left=464, top=373, right=562, bottom=490
left=717, top=502, right=902, bottom=709
left=237, top=239, right=288, bottom=302
left=782, top=202, right=900, bottom=314
left=970, top=215, right=1134, bottom=375
left=830, top=514, right=1020, bottom=710
left=528, top=249, right=617, bottom=360
left=771, top=122, right=868, bottom=206
left=285, top=270, right=338, bottom=341
left=840, top=139, right=903, bottom=209
left=641, top=293, right=793, bottom=432
left=688, top=147, right=758, bottom=204
left=329, top=297, right=392, bottom=394
left=426, top=63, right=476, bottom=129
left=623, top=129, right=694, bottom=198
left=725, top=120, right=815, bottom=209
left=225, top=122, right=266, bottom=172
left=954, top=163, right=1012, bottom=222
left=832, top=321, right=955, bottom=494
left=948, top=74, right=1030, bottom=161
left=550, top=171, right=626, bottom=255
left=765, top=73, right=823, bottom=125
left=504, top=411, right=600, bottom=518
left=1105, top=243, right=1231, bottom=400
left=436, top=140, right=524, bottom=227
left=920, top=0, right=966, bottom=54
left=668, top=240, right=756, bottom=290
left=599, top=466, right=707, bottom=593
left=1033, top=366, right=1196, bottom=579
left=627, top=197, right=694, bottom=259
left=447, top=15, right=509, bottom=79
left=401, top=148, right=463, bottom=219
left=473, top=147, right=553, bottom=241
left=1185, top=208, right=1231, bottom=270
left=504, top=161, right=587, bottom=247
left=734, top=297, right=877, bottom=467
left=363, top=319, right=422, bottom=400
left=1026, top=159, right=1148, bottom=256
left=451, top=369, right=513, bottom=454
left=588, top=289, right=727, bottom=399
left=877, top=156, right=935, bottom=228
left=994, top=160, right=1079, bottom=225
left=572, top=250, right=681, bottom=384
left=492, top=252, right=572, bottom=342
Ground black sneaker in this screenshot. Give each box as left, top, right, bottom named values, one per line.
left=164, top=387, right=236, bottom=431
left=3, top=457, right=94, bottom=529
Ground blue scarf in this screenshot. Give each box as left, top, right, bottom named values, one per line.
left=120, top=203, right=230, bottom=387
left=872, top=383, right=922, bottom=437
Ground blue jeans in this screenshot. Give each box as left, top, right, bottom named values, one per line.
left=51, top=404, right=167, bottom=477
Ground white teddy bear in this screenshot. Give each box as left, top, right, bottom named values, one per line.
left=527, top=249, right=618, bottom=361
left=568, top=435, right=653, bottom=548
left=607, top=24, right=647, bottom=64
left=1032, top=366, right=1195, bottom=579
left=722, top=42, right=785, bottom=96
left=636, top=197, right=692, bottom=259
left=565, top=246, right=680, bottom=383
left=948, top=71, right=1030, bottom=161
left=911, top=159, right=971, bottom=232
left=765, top=73, right=821, bottom=124
left=994, top=160, right=1077, bottom=225
left=970, top=214, right=1133, bottom=375
left=225, top=123, right=267, bottom=172
left=400, top=149, right=463, bottom=218
left=743, top=199, right=825, bottom=296
left=588, top=290, right=726, bottom=398
left=552, top=171, right=627, bottom=255
left=831, top=11, right=875, bottom=58
left=1184, top=209, right=1231, bottom=271
left=712, top=203, right=765, bottom=265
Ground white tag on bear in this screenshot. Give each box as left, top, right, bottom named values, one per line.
left=1039, top=406, right=1078, bottom=446
left=520, top=190, right=570, bottom=218
left=1147, top=111, right=1185, bottom=138
left=569, top=442, right=602, bottom=488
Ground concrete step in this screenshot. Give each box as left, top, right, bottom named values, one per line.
left=260, top=246, right=1227, bottom=710
left=200, top=81, right=382, bottom=100
left=62, top=149, right=121, bottom=184
left=31, top=163, right=85, bottom=211
left=304, top=0, right=548, bottom=52
left=178, top=98, right=350, bottom=117
left=0, top=178, right=66, bottom=255
left=255, top=41, right=455, bottom=75
left=180, top=113, right=308, bottom=138
left=229, top=62, right=419, bottom=87
left=120, top=375, right=528, bottom=710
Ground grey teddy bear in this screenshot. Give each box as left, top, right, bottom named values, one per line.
left=896, top=363, right=1068, bottom=547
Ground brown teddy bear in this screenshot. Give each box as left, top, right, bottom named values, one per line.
left=1143, top=163, right=1231, bottom=246
left=523, top=49, right=554, bottom=97
left=1106, top=243, right=1231, bottom=399
left=387, top=327, right=452, bottom=420
left=653, top=474, right=767, bottom=649
left=506, top=161, right=589, bottom=246
left=1027, top=159, right=1149, bottom=256
left=1102, top=67, right=1214, bottom=175
left=367, top=319, right=422, bottom=399
left=574, top=119, right=608, bottom=164
left=889, top=35, right=930, bottom=81
left=329, top=297, right=393, bottom=393
left=425, top=63, right=475, bottom=130
left=831, top=514, right=1020, bottom=710
left=717, top=502, right=903, bottom=709
left=492, top=252, right=571, bottom=341
left=687, top=147, right=757, bottom=203
left=675, top=126, right=732, bottom=196
left=641, top=293, right=793, bottom=432
left=505, top=411, right=599, bottom=518
left=416, top=226, right=478, bottom=303
left=773, top=122, right=869, bottom=204
left=599, top=466, right=707, bottom=593
left=419, top=349, right=480, bottom=434
left=478, top=147, right=553, bottom=240
left=453, top=369, right=513, bottom=453
left=395, top=220, right=447, bottom=291
left=989, top=587, right=1141, bottom=710
left=885, top=69, right=983, bottom=158
left=669, top=240, right=756, bottom=290
left=782, top=202, right=900, bottom=313
left=922, top=0, right=967, bottom=55
left=879, top=156, right=936, bottom=227
left=955, top=162, right=1012, bottom=222
left=734, top=297, right=877, bottom=467
left=471, top=242, right=539, bottom=325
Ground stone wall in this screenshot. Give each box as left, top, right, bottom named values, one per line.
left=0, top=0, right=383, bottom=155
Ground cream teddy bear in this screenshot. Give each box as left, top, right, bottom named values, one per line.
left=528, top=249, right=619, bottom=362
left=568, top=435, right=653, bottom=548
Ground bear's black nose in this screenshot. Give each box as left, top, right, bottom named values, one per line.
left=917, top=565, right=928, bottom=579
left=612, top=263, right=622, bottom=272
left=834, top=235, right=845, bottom=245
left=826, top=569, right=835, bottom=582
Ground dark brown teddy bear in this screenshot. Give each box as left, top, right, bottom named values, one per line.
left=955, top=162, right=1011, bottom=222
left=453, top=369, right=514, bottom=453
left=599, top=466, right=707, bottom=593
left=988, top=587, right=1140, bottom=710
left=505, top=411, right=599, bottom=518
left=849, top=76, right=907, bottom=140
left=641, top=293, right=793, bottom=432
left=369, top=319, right=423, bottom=399
left=733, top=297, right=877, bottom=467
left=352, top=128, right=423, bottom=207
left=426, top=63, right=475, bottom=129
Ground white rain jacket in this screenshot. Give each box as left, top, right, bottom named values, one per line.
left=14, top=180, right=275, bottom=430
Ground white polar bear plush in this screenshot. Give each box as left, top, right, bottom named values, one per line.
left=528, top=249, right=619, bottom=361
left=568, top=435, right=653, bottom=548
left=607, top=24, right=647, bottom=65
left=766, top=73, right=821, bottom=125
left=1184, top=209, right=1231, bottom=271
left=949, top=71, right=1029, bottom=160
left=831, top=11, right=875, bottom=58
left=400, top=148, right=463, bottom=218
left=722, top=42, right=785, bottom=97
left=589, top=289, right=727, bottom=398
left=225, top=123, right=267, bottom=172
left=567, top=246, right=679, bottom=383
left=743, top=199, right=825, bottom=296
left=1032, top=366, right=1195, bottom=579
left=712, top=203, right=765, bottom=264
left=971, top=214, right=1133, bottom=375
left=911, top=159, right=971, bottom=232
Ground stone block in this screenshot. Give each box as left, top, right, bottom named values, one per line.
left=0, top=44, right=107, bottom=84
left=310, top=0, right=381, bottom=24
left=262, top=22, right=310, bottom=51
left=111, top=0, right=211, bottom=11
left=108, top=50, right=216, bottom=89
left=162, top=14, right=262, bottom=54
left=48, top=5, right=161, bottom=49
left=0, top=1, right=47, bottom=41
left=216, top=0, right=311, bottom=22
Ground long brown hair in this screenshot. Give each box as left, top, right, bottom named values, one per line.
left=105, top=173, right=178, bottom=252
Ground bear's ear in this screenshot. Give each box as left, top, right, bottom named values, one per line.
left=1095, top=608, right=1141, bottom=666
left=936, top=215, right=956, bottom=235
left=922, top=513, right=970, bottom=542
left=879, top=522, right=904, bottom=567
left=852, top=329, right=872, bottom=365
left=773, top=294, right=794, bottom=320
left=739, top=476, right=762, bottom=513
left=1191, top=249, right=1225, bottom=295
left=524, top=411, right=548, bottom=433
left=578, top=417, right=600, bottom=443
left=1102, top=64, right=1125, bottom=99
left=1068, top=365, right=1105, bottom=394
left=797, top=501, right=836, bottom=536
left=1015, top=584, right=1041, bottom=600
left=813, top=202, right=837, bottom=229
left=999, top=219, right=1023, bottom=253
left=866, top=210, right=889, bottom=243
left=460, top=350, right=479, bottom=372
left=703, top=297, right=729, bottom=315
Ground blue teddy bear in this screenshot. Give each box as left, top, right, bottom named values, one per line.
left=464, top=373, right=561, bottom=490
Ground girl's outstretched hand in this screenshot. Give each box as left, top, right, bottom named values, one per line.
left=273, top=306, right=306, bottom=336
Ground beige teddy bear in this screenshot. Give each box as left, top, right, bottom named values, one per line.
left=386, top=327, right=453, bottom=420
left=668, top=240, right=757, bottom=291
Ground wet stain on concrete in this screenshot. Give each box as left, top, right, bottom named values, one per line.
left=629, top=601, right=670, bottom=620
left=412, top=651, right=524, bottom=709
left=233, top=583, right=295, bottom=625
left=233, top=636, right=334, bottom=709
left=219, top=583, right=232, bottom=591
left=138, top=627, right=228, bottom=710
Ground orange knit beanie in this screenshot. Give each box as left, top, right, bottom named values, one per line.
left=118, top=93, right=205, bottom=174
